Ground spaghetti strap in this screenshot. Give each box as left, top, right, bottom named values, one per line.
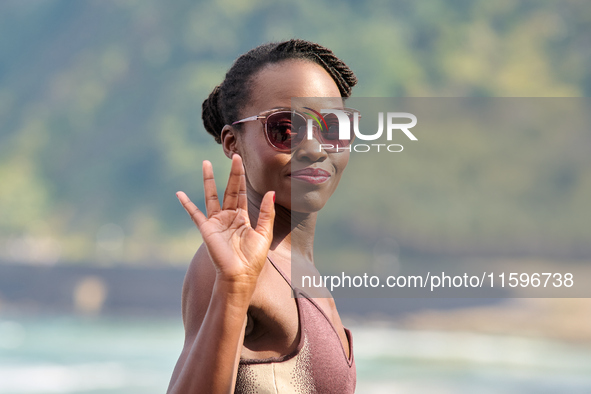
left=266, top=257, right=352, bottom=365
left=236, top=256, right=356, bottom=393
left=266, top=256, right=292, bottom=287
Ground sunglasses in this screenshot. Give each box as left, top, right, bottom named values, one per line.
left=232, top=107, right=357, bottom=152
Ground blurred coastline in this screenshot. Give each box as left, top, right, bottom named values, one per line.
left=2, top=260, right=591, bottom=344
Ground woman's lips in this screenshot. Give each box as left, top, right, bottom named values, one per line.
left=289, top=168, right=331, bottom=184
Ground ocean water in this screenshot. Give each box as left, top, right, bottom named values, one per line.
left=1, top=316, right=590, bottom=394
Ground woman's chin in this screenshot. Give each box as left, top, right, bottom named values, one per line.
left=287, top=193, right=330, bottom=214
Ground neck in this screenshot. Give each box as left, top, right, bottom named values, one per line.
left=247, top=189, right=317, bottom=265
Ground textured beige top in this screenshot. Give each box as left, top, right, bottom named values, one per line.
left=235, top=259, right=356, bottom=394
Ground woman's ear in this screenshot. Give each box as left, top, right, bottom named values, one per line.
left=221, top=125, right=239, bottom=159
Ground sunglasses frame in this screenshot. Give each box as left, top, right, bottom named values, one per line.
left=231, top=107, right=358, bottom=152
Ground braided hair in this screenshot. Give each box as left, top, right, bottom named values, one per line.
left=202, top=39, right=358, bottom=143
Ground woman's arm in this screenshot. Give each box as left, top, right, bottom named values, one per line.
left=166, top=247, right=254, bottom=394
left=166, top=156, right=275, bottom=394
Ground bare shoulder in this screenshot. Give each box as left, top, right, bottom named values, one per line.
left=181, top=244, right=217, bottom=337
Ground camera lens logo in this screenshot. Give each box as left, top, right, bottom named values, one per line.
left=303, top=107, right=329, bottom=134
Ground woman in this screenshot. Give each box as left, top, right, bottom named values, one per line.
left=167, top=39, right=358, bottom=393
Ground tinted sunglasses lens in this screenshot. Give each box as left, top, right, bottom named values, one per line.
left=321, top=113, right=354, bottom=148
left=266, top=112, right=305, bottom=150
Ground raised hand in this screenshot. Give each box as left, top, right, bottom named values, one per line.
left=176, top=154, right=275, bottom=287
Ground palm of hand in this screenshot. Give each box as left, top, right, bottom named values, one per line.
left=177, top=155, right=276, bottom=284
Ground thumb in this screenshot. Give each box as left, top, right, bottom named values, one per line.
left=254, top=191, right=275, bottom=242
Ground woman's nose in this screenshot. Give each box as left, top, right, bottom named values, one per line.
left=293, top=127, right=328, bottom=162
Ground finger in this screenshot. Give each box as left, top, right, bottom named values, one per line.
left=238, top=158, right=248, bottom=211
left=254, top=191, right=276, bottom=242
left=176, top=191, right=207, bottom=229
left=222, top=154, right=245, bottom=211
left=202, top=161, right=221, bottom=217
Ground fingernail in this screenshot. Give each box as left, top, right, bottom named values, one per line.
left=272, top=192, right=276, bottom=203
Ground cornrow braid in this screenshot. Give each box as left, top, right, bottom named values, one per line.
left=201, top=39, right=357, bottom=143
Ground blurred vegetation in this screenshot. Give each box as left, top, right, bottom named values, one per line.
left=0, top=0, right=589, bottom=265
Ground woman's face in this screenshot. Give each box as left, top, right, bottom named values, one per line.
left=233, top=59, right=350, bottom=213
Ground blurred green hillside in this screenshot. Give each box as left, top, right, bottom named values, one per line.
left=0, top=0, right=589, bottom=265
